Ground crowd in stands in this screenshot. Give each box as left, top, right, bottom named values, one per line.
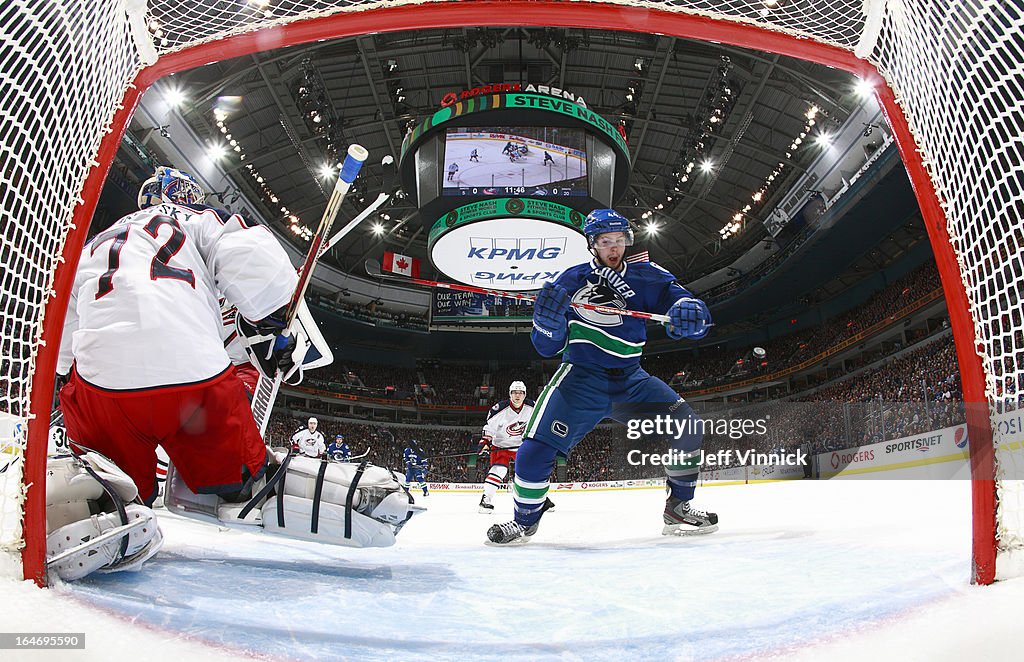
left=270, top=332, right=970, bottom=483
left=265, top=413, right=478, bottom=481
left=643, top=262, right=942, bottom=389
left=311, top=294, right=428, bottom=332
left=297, top=264, right=947, bottom=410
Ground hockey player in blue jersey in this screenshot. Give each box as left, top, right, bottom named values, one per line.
left=487, top=208, right=717, bottom=544
left=327, top=435, right=350, bottom=462
left=404, top=444, right=429, bottom=496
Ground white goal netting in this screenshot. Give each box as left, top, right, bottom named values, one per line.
left=1, top=0, right=1022, bottom=583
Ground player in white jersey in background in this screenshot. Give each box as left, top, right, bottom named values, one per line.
left=49, top=167, right=422, bottom=581
left=476, top=381, right=552, bottom=515
left=292, top=417, right=326, bottom=458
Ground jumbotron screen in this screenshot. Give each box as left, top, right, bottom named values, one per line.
left=441, top=126, right=588, bottom=197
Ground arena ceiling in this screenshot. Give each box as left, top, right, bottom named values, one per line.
left=165, top=26, right=867, bottom=282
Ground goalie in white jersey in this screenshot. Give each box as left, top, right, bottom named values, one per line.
left=476, top=381, right=550, bottom=514
left=48, top=167, right=422, bottom=581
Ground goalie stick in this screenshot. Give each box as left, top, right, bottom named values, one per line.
left=252, top=145, right=368, bottom=436
left=364, top=258, right=673, bottom=324
left=317, top=155, right=397, bottom=258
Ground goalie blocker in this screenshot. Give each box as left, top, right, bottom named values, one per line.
left=164, top=451, right=425, bottom=548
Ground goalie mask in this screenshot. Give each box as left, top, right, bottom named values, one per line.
left=138, top=166, right=206, bottom=209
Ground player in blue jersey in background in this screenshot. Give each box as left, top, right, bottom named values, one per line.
left=327, top=434, right=350, bottom=462
left=404, top=444, right=429, bottom=497
left=487, top=209, right=718, bottom=544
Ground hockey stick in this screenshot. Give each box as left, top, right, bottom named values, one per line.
left=331, top=449, right=371, bottom=463
left=252, top=145, right=369, bottom=436
left=364, top=258, right=673, bottom=324
left=316, top=156, right=397, bottom=259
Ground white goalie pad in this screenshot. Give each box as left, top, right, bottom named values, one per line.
left=45, top=453, right=163, bottom=581
left=164, top=454, right=425, bottom=548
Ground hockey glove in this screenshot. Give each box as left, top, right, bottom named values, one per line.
left=237, top=308, right=306, bottom=385
left=533, top=282, right=570, bottom=336
left=665, top=297, right=712, bottom=340
left=477, top=438, right=491, bottom=459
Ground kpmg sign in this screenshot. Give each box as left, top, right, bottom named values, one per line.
left=429, top=199, right=591, bottom=291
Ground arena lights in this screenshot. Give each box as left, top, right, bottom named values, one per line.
left=164, top=86, right=186, bottom=109
left=212, top=106, right=315, bottom=241
left=295, top=58, right=348, bottom=163
left=855, top=78, right=875, bottom=99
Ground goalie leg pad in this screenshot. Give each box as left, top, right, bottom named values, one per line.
left=260, top=456, right=425, bottom=547
left=45, top=454, right=163, bottom=581
left=166, top=454, right=425, bottom=548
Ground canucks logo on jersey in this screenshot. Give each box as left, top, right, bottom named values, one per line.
left=571, top=269, right=632, bottom=327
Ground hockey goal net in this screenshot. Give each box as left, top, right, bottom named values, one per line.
left=1, top=0, right=1021, bottom=585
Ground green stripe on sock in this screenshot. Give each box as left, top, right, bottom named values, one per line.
left=514, top=482, right=549, bottom=500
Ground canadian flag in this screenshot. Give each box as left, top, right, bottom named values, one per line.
left=382, top=251, right=420, bottom=277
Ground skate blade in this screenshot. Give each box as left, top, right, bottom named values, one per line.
left=478, top=506, right=495, bottom=514
left=483, top=536, right=532, bottom=547
left=662, top=524, right=719, bottom=536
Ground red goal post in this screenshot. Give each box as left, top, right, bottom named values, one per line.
left=1, top=0, right=1019, bottom=586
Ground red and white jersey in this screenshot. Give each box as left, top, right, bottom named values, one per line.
left=481, top=398, right=536, bottom=449
left=218, top=297, right=249, bottom=366
left=57, top=203, right=297, bottom=390
left=291, top=427, right=326, bottom=458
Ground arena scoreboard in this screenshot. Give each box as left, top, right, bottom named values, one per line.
left=400, top=90, right=633, bottom=291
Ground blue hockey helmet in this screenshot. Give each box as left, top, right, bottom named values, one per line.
left=138, top=166, right=206, bottom=209
left=583, top=209, right=634, bottom=248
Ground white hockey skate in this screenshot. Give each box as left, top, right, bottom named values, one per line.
left=478, top=496, right=494, bottom=514
left=662, top=496, right=718, bottom=536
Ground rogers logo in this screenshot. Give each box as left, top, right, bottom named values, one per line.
left=832, top=449, right=875, bottom=469
left=580, top=482, right=588, bottom=489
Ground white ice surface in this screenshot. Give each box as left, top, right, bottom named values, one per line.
left=3, top=480, right=1023, bottom=661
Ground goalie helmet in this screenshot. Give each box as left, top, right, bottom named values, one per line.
left=583, top=209, right=634, bottom=248
left=137, top=166, right=206, bottom=209
left=509, top=380, right=527, bottom=394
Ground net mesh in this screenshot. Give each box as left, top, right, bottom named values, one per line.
left=1, top=0, right=1022, bottom=577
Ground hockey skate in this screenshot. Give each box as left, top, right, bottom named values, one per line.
left=478, top=496, right=494, bottom=514
left=662, top=496, right=718, bottom=536
left=486, top=520, right=538, bottom=544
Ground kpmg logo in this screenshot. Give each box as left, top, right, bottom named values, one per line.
left=467, top=246, right=562, bottom=260
left=467, top=237, right=565, bottom=261
left=431, top=217, right=591, bottom=291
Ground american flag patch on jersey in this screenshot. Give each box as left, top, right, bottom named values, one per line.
left=626, top=251, right=650, bottom=263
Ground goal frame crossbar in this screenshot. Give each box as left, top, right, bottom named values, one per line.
left=21, top=1, right=995, bottom=585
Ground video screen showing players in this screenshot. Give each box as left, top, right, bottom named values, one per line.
left=441, top=127, right=588, bottom=197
